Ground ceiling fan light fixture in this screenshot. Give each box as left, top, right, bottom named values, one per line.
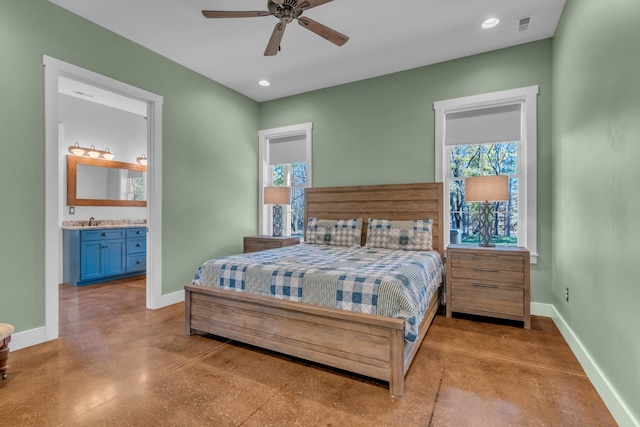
left=482, top=17, right=500, bottom=29
left=259, top=80, right=271, bottom=87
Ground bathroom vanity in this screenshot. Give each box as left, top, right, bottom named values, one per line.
left=62, top=225, right=147, bottom=286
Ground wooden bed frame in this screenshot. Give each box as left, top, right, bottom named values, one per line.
left=185, top=182, right=444, bottom=396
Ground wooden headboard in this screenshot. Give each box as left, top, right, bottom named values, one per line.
left=305, top=182, right=444, bottom=259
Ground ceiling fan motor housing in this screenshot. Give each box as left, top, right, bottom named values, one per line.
left=269, top=0, right=303, bottom=22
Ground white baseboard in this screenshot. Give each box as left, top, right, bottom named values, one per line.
left=9, top=299, right=637, bottom=426
left=156, top=289, right=184, bottom=308
left=10, top=327, right=47, bottom=352
left=533, top=302, right=639, bottom=427
left=530, top=302, right=554, bottom=317
left=12, top=290, right=184, bottom=352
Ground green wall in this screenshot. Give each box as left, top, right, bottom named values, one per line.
left=0, top=0, right=259, bottom=331
left=2, top=0, right=637, bottom=421
left=260, top=40, right=554, bottom=305
left=553, top=0, right=640, bottom=421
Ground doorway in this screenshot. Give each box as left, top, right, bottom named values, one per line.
left=43, top=56, right=164, bottom=343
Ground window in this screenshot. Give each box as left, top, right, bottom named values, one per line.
left=127, top=171, right=145, bottom=201
left=449, top=142, right=518, bottom=245
left=270, top=163, right=307, bottom=236
left=259, top=123, right=313, bottom=237
left=434, top=86, right=538, bottom=262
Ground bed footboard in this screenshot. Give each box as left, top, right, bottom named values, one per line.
left=185, top=284, right=441, bottom=396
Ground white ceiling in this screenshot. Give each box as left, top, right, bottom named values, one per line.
left=49, top=0, right=566, bottom=103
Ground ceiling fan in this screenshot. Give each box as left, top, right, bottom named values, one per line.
left=202, top=0, right=349, bottom=56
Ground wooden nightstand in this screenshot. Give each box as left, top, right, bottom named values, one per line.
left=446, top=244, right=530, bottom=329
left=243, top=235, right=300, bottom=253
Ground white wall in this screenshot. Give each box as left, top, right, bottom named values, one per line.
left=59, top=94, right=147, bottom=221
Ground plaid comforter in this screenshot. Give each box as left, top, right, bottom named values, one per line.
left=192, top=243, right=444, bottom=342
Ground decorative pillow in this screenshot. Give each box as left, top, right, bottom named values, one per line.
left=306, top=217, right=363, bottom=247
left=366, top=218, right=433, bottom=251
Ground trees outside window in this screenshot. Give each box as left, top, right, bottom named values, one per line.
left=271, top=162, right=307, bottom=237
left=448, top=142, right=518, bottom=246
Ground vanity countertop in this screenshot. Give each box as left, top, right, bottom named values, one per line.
left=62, top=220, right=147, bottom=230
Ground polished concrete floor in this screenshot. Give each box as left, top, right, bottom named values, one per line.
left=1, top=277, right=615, bottom=426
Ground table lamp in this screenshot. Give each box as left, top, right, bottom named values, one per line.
left=465, top=175, right=509, bottom=247
left=264, top=186, right=291, bottom=237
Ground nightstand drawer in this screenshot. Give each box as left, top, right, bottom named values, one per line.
left=451, top=281, right=524, bottom=318
left=243, top=236, right=300, bottom=253
left=451, top=252, right=524, bottom=272
left=244, top=240, right=279, bottom=252
left=450, top=266, right=524, bottom=285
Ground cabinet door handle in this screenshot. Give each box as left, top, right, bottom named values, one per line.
left=101, top=232, right=108, bottom=236
left=102, top=245, right=109, bottom=248
left=472, top=283, right=499, bottom=289
left=136, top=260, right=142, bottom=264
left=136, top=243, right=142, bottom=247
left=136, top=231, right=142, bottom=234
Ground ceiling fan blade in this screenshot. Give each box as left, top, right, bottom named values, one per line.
left=297, top=17, right=348, bottom=46
left=202, top=10, right=271, bottom=19
left=296, top=0, right=333, bottom=11
left=264, top=22, right=287, bottom=56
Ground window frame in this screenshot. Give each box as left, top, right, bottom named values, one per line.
left=434, top=86, right=538, bottom=263
left=258, top=123, right=313, bottom=236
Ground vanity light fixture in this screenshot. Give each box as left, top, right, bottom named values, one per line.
left=87, top=145, right=101, bottom=159
left=68, top=143, right=116, bottom=160
left=136, top=154, right=148, bottom=166
left=69, top=142, right=86, bottom=156
left=482, top=17, right=500, bottom=29
left=102, top=147, right=115, bottom=161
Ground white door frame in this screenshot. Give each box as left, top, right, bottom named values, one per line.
left=43, top=56, right=164, bottom=342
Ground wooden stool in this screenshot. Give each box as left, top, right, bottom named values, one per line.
left=0, top=323, right=14, bottom=379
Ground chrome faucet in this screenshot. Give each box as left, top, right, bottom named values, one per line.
left=88, top=217, right=96, bottom=226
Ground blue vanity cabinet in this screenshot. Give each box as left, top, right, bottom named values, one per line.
left=63, top=227, right=146, bottom=286
left=125, top=228, right=147, bottom=274
left=79, top=235, right=126, bottom=281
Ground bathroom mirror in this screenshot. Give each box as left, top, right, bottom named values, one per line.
left=67, top=155, right=147, bottom=207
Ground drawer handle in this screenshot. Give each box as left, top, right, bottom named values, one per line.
left=136, top=260, right=142, bottom=264
left=136, top=243, right=142, bottom=247
left=473, top=268, right=499, bottom=273
left=102, top=245, right=109, bottom=248
left=472, top=283, right=499, bottom=289
left=102, top=233, right=108, bottom=237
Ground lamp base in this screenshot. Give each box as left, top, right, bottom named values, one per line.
left=477, top=201, right=496, bottom=247
left=272, top=205, right=283, bottom=237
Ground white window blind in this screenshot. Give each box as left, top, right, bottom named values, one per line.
left=445, top=104, right=521, bottom=146
left=269, top=135, right=307, bottom=165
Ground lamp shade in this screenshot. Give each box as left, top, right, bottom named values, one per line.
left=264, top=186, right=291, bottom=205
left=465, top=175, right=509, bottom=202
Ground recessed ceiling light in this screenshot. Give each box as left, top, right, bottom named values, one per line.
left=482, top=17, right=500, bottom=29
left=258, top=80, right=271, bottom=87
